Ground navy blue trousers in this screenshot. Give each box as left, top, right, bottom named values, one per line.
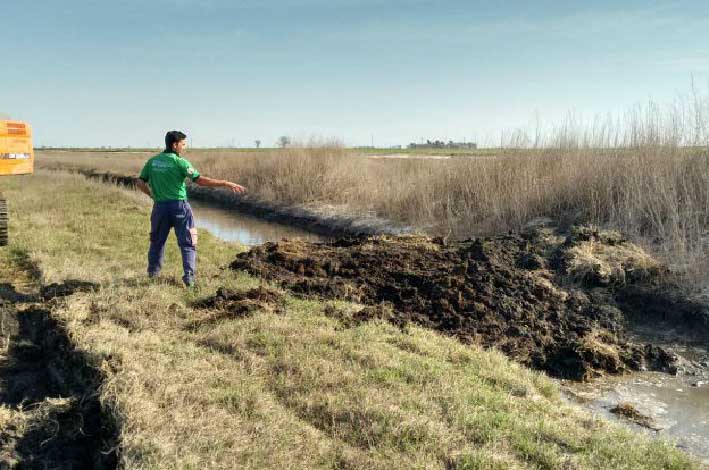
left=147, top=200, right=197, bottom=285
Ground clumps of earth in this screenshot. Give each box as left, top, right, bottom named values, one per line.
left=191, top=286, right=285, bottom=326
left=322, top=303, right=399, bottom=329
left=228, top=225, right=709, bottom=381
left=610, top=402, right=659, bottom=430
left=41, top=280, right=98, bottom=301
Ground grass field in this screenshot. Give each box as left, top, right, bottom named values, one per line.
left=0, top=172, right=700, bottom=469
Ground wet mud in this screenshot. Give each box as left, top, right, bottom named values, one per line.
left=0, top=279, right=118, bottom=469
left=610, top=402, right=659, bottom=430
left=229, top=227, right=709, bottom=380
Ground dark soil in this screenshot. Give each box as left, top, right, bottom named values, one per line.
left=0, top=280, right=118, bottom=469
left=190, top=286, right=285, bottom=327
left=41, top=279, right=99, bottom=301
left=229, top=231, right=709, bottom=381
left=78, top=170, right=137, bottom=190
left=323, top=303, right=399, bottom=329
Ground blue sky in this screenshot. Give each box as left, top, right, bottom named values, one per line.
left=2, top=0, right=708, bottom=147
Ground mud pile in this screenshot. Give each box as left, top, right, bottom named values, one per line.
left=41, top=279, right=98, bottom=300
left=229, top=228, right=706, bottom=380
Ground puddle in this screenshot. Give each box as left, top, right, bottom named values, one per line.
left=189, top=200, right=323, bottom=246
left=563, top=339, right=709, bottom=463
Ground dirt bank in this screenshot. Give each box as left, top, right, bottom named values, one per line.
left=74, top=169, right=413, bottom=238
left=229, top=226, right=709, bottom=381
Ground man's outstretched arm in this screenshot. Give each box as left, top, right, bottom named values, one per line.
left=136, top=178, right=152, bottom=198
left=194, top=176, right=246, bottom=194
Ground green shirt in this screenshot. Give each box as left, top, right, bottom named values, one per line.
left=139, top=152, right=201, bottom=202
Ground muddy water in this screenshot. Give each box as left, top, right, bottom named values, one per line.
left=564, top=340, right=709, bottom=464
left=189, top=200, right=323, bottom=245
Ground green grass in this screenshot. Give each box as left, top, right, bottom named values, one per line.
left=0, top=172, right=701, bottom=469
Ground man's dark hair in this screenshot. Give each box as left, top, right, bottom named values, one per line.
left=165, top=130, right=187, bottom=152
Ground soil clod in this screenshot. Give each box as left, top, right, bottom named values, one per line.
left=190, top=286, right=285, bottom=327
left=41, top=279, right=99, bottom=301
left=610, top=402, right=659, bottom=430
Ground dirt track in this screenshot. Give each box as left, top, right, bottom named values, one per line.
left=229, top=227, right=708, bottom=380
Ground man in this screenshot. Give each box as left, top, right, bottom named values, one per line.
left=136, top=131, right=246, bottom=287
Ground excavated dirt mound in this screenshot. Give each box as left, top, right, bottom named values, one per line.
left=229, top=230, right=706, bottom=380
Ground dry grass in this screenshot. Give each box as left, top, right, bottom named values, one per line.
left=565, top=236, right=660, bottom=286
left=0, top=173, right=700, bottom=468
left=35, top=90, right=709, bottom=278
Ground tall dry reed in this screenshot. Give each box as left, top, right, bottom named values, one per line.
left=196, top=147, right=708, bottom=248
left=192, top=88, right=709, bottom=276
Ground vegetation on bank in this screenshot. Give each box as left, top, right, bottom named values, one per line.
left=0, top=173, right=699, bottom=468
left=37, top=143, right=709, bottom=282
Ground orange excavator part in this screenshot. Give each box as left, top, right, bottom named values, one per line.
left=0, top=120, right=34, bottom=176
left=0, top=120, right=34, bottom=245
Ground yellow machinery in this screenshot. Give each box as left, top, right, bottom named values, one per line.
left=0, top=120, right=35, bottom=245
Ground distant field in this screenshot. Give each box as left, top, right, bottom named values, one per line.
left=34, top=146, right=498, bottom=168
left=37, top=146, right=494, bottom=155
left=354, top=147, right=498, bottom=157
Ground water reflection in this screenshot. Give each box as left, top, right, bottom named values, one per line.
left=565, top=371, right=709, bottom=463
left=563, top=332, right=709, bottom=464
left=189, top=200, right=323, bottom=246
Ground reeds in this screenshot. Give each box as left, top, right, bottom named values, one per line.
left=196, top=90, right=709, bottom=270
left=194, top=146, right=704, bottom=257
left=36, top=86, right=709, bottom=277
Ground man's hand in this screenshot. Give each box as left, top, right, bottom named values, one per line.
left=195, top=176, right=246, bottom=193
left=225, top=182, right=246, bottom=194
left=135, top=178, right=152, bottom=198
